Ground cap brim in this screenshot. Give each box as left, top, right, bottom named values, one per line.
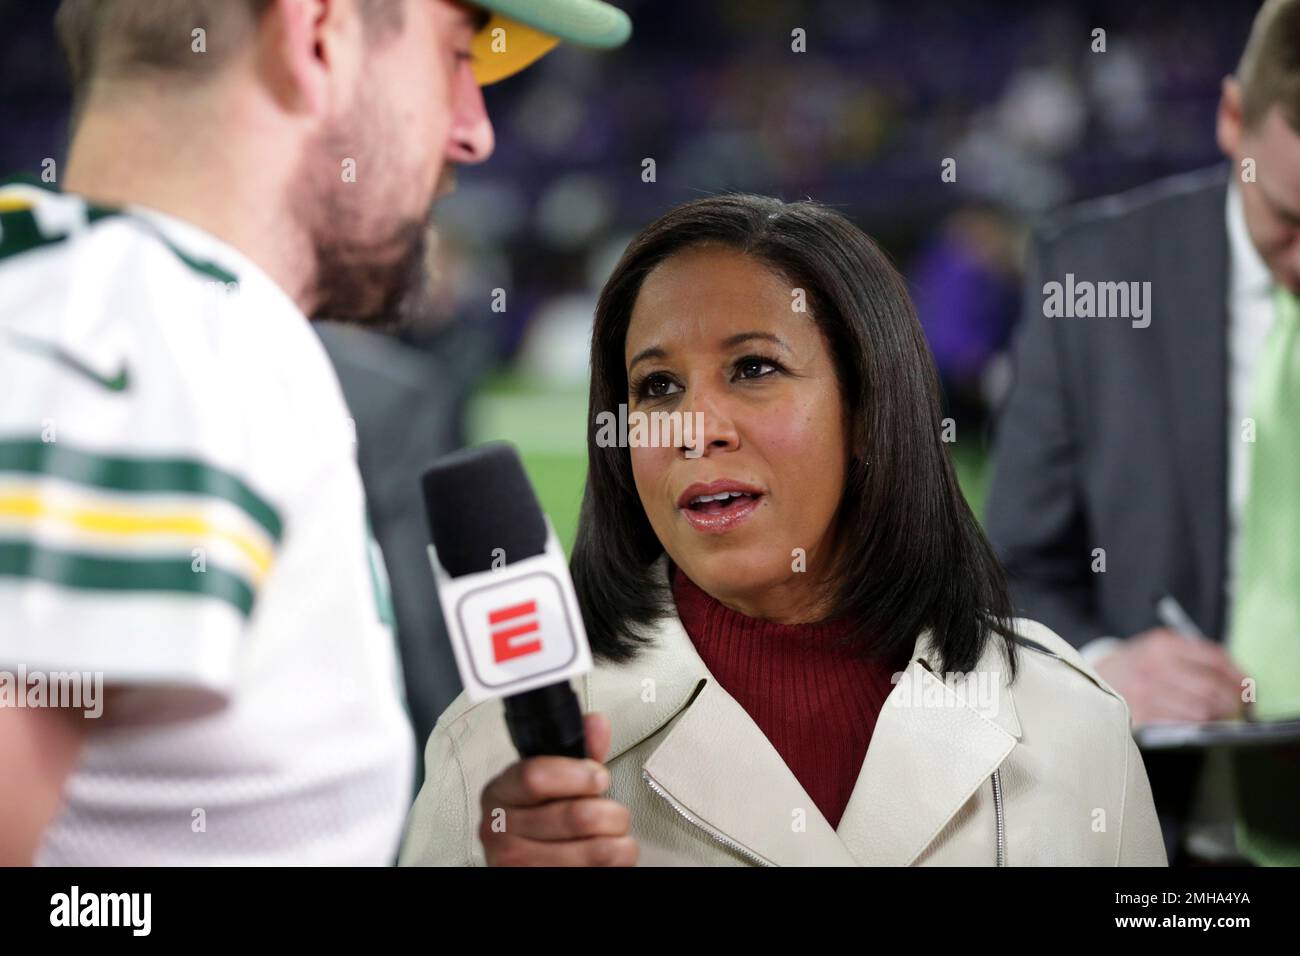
left=469, top=0, right=631, bottom=85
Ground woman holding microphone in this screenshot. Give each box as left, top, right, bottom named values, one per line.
left=400, top=195, right=1167, bottom=866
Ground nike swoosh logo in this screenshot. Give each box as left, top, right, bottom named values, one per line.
left=5, top=331, right=131, bottom=392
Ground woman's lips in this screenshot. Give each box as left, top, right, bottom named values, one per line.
left=679, top=494, right=763, bottom=534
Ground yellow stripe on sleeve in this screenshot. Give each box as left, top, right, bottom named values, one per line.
left=0, top=491, right=274, bottom=582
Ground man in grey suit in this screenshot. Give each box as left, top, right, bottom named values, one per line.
left=986, top=0, right=1300, bottom=865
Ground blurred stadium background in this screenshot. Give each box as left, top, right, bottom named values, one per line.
left=0, top=0, right=1262, bottom=552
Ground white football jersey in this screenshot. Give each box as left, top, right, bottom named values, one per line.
left=0, top=176, right=415, bottom=864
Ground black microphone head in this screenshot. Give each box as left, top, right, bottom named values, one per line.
left=421, top=442, right=548, bottom=577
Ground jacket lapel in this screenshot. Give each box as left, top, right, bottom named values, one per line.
left=640, top=675, right=862, bottom=865
left=835, top=638, right=1020, bottom=866
left=583, top=555, right=1021, bottom=866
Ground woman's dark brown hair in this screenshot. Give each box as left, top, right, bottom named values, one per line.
left=571, top=194, right=1019, bottom=678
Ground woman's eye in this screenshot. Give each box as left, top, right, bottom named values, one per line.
left=636, top=374, right=680, bottom=399
left=735, top=356, right=780, bottom=380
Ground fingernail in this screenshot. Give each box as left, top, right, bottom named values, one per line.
left=593, top=766, right=610, bottom=790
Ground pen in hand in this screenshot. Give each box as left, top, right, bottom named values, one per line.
left=1155, top=594, right=1207, bottom=640
left=1155, top=594, right=1251, bottom=721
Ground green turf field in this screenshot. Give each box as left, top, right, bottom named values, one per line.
left=469, top=373, right=991, bottom=556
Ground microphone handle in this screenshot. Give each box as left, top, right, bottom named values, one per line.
left=503, top=682, right=588, bottom=759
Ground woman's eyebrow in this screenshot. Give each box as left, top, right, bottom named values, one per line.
left=627, top=345, right=667, bottom=372
left=720, top=331, right=790, bottom=351
left=628, top=331, right=791, bottom=371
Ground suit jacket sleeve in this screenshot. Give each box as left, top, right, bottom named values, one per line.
left=984, top=225, right=1105, bottom=650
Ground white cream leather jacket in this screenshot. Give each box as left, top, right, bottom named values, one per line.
left=400, top=556, right=1168, bottom=867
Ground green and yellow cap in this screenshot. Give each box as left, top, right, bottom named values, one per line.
left=468, top=0, right=631, bottom=85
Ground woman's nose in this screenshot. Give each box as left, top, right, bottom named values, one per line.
left=680, top=388, right=740, bottom=458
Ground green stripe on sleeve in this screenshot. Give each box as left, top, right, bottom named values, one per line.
left=0, top=439, right=283, bottom=542
left=0, top=539, right=255, bottom=618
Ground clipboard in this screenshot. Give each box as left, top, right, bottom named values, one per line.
left=1134, top=717, right=1300, bottom=751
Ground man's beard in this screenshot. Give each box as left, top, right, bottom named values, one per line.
left=292, top=113, right=455, bottom=330
left=309, top=203, right=434, bottom=330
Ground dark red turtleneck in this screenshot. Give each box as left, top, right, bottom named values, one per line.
left=670, top=562, right=905, bottom=830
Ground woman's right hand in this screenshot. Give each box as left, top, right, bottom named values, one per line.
left=479, top=712, right=639, bottom=866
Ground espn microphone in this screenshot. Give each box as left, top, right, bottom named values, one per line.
left=421, top=442, right=593, bottom=759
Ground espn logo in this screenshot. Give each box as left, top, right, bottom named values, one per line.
left=438, top=564, right=590, bottom=698
left=488, top=599, right=543, bottom=662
